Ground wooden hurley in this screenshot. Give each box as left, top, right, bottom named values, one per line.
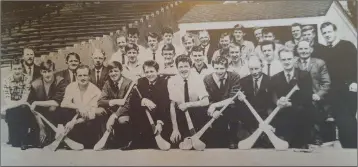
left=134, top=86, right=171, bottom=151
left=240, top=92, right=289, bottom=150
left=186, top=90, right=242, bottom=151
left=238, top=85, right=300, bottom=150
left=179, top=110, right=197, bottom=150
left=93, top=81, right=136, bottom=151
left=34, top=110, right=84, bottom=150
left=46, top=113, right=79, bottom=151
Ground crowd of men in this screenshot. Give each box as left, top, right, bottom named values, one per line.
left=1, top=21, right=357, bottom=151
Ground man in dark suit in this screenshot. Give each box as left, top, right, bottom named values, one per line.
left=198, top=30, right=216, bottom=65
left=295, top=40, right=331, bottom=145
left=127, top=60, right=170, bottom=149
left=204, top=56, right=241, bottom=149
left=21, top=46, right=41, bottom=81
left=236, top=55, right=274, bottom=148
left=301, top=25, right=327, bottom=59
left=27, top=60, right=83, bottom=150
left=90, top=48, right=109, bottom=90
left=270, top=49, right=315, bottom=149
left=55, top=52, right=81, bottom=85
left=320, top=21, right=357, bottom=148
left=98, top=61, right=133, bottom=150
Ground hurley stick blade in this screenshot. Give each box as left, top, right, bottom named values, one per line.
left=93, top=130, right=110, bottom=151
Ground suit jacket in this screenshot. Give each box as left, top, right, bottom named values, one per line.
left=270, top=68, right=313, bottom=107
left=296, top=58, right=331, bottom=99
left=239, top=74, right=274, bottom=117
left=200, top=43, right=217, bottom=65
left=55, top=69, right=72, bottom=86
left=22, top=61, right=41, bottom=81
left=134, top=76, right=170, bottom=126
left=311, top=42, right=327, bottom=59
left=98, top=76, right=133, bottom=116
left=28, top=75, right=67, bottom=111
left=203, top=71, right=241, bottom=104
left=90, top=66, right=109, bottom=90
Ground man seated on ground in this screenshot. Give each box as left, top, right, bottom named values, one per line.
left=59, top=65, right=105, bottom=149
left=98, top=61, right=134, bottom=150
left=27, top=60, right=68, bottom=148
left=2, top=59, right=33, bottom=150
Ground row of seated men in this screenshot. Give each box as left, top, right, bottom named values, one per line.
left=2, top=21, right=356, bottom=150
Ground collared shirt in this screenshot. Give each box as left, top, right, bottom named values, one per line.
left=262, top=60, right=284, bottom=77
left=122, top=62, right=143, bottom=82
left=61, top=82, right=101, bottom=112
left=283, top=69, right=295, bottom=83
left=212, top=72, right=228, bottom=88
left=201, top=44, right=210, bottom=64
left=68, top=70, right=76, bottom=82
left=3, top=74, right=31, bottom=102
left=299, top=57, right=311, bottom=70
left=110, top=49, right=126, bottom=64
left=190, top=63, right=214, bottom=79
left=228, top=60, right=250, bottom=78
left=142, top=47, right=164, bottom=67
left=95, top=67, right=103, bottom=83
left=252, top=74, right=263, bottom=89
left=167, top=73, right=209, bottom=104
left=239, top=40, right=255, bottom=57
left=160, top=63, right=177, bottom=76
left=329, top=38, right=340, bottom=47
left=255, top=43, right=284, bottom=61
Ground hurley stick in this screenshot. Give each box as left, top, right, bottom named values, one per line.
left=240, top=91, right=289, bottom=150
left=93, top=81, right=136, bottom=151
left=134, top=86, right=171, bottom=150
left=238, top=85, right=299, bottom=150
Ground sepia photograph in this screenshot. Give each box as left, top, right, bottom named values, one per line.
left=0, top=0, right=357, bottom=166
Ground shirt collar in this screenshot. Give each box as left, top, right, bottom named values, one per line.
left=213, top=72, right=228, bottom=82
left=283, top=69, right=295, bottom=78
left=95, top=67, right=103, bottom=72
left=193, top=63, right=208, bottom=74
left=300, top=57, right=311, bottom=64
left=330, top=38, right=340, bottom=47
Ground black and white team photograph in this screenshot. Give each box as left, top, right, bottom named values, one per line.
left=0, top=0, right=357, bottom=166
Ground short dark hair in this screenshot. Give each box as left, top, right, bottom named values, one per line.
left=262, top=27, right=274, bottom=35
left=212, top=56, right=229, bottom=68
left=291, top=23, right=302, bottom=28
left=220, top=48, right=230, bottom=58
left=125, top=43, right=139, bottom=53
left=320, top=21, right=337, bottom=31
left=220, top=32, right=231, bottom=39
left=260, top=40, right=276, bottom=50
left=233, top=24, right=245, bottom=33
left=162, top=27, right=173, bottom=35
left=190, top=45, right=204, bottom=55
left=181, top=33, right=194, bottom=43
left=40, top=59, right=55, bottom=71
left=162, top=43, right=176, bottom=53
left=76, top=64, right=91, bottom=75
left=175, top=54, right=192, bottom=67
left=143, top=60, right=160, bottom=72
left=302, top=25, right=316, bottom=34
left=107, top=61, right=123, bottom=71
left=92, top=48, right=106, bottom=57
left=11, top=58, right=22, bottom=69
left=128, top=28, right=140, bottom=36
left=145, top=32, right=160, bottom=42
left=66, top=52, right=80, bottom=62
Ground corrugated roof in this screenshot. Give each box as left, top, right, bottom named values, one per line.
left=178, top=1, right=333, bottom=23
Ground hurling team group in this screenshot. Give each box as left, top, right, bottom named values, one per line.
left=2, top=21, right=357, bottom=151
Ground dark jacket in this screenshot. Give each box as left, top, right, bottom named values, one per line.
left=89, top=66, right=109, bottom=90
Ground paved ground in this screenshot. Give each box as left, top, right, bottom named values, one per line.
left=1, top=144, right=357, bottom=166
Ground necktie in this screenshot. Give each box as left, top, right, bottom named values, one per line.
left=28, top=66, right=32, bottom=76
left=184, top=79, right=189, bottom=102
left=153, top=52, right=156, bottom=60
left=72, top=72, right=76, bottom=82
left=96, top=70, right=100, bottom=84
left=254, top=78, right=259, bottom=95
left=122, top=53, right=125, bottom=64
left=328, top=44, right=333, bottom=48
left=267, top=63, right=271, bottom=77
left=219, top=78, right=225, bottom=91
left=303, top=60, right=308, bottom=71
left=286, top=73, right=291, bottom=83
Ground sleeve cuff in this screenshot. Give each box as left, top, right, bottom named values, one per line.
left=109, top=100, right=115, bottom=107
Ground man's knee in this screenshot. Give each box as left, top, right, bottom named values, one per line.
left=117, top=116, right=130, bottom=124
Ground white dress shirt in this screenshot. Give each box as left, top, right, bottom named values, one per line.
left=262, top=60, right=284, bottom=77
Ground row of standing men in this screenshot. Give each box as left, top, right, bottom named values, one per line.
left=2, top=21, right=357, bottom=150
